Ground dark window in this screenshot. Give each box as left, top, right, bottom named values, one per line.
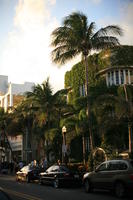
left=111, top=71, right=114, bottom=84
left=109, top=162, right=128, bottom=171
left=121, top=70, right=124, bottom=84
left=97, top=162, right=110, bottom=171
left=116, top=71, right=119, bottom=84
left=108, top=73, right=110, bottom=86
left=119, top=162, right=128, bottom=170
left=60, top=166, right=69, bottom=172
left=109, top=162, right=119, bottom=170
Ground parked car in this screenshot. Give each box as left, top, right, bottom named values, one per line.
left=0, top=187, right=13, bottom=200
left=16, top=165, right=42, bottom=183
left=39, top=164, right=81, bottom=188
left=83, top=159, right=133, bottom=198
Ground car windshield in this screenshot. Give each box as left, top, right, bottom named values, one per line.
left=21, top=165, right=30, bottom=172
left=46, top=166, right=58, bottom=173
left=59, top=166, right=69, bottom=172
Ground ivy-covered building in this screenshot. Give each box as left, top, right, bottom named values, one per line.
left=65, top=45, right=133, bottom=101
left=64, top=45, right=133, bottom=161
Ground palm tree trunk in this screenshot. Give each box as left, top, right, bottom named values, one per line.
left=82, top=135, right=86, bottom=165
left=123, top=85, right=133, bottom=153
left=128, top=123, right=132, bottom=153
left=84, top=56, right=93, bottom=152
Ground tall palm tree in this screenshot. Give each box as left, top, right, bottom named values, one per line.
left=51, top=11, right=123, bottom=151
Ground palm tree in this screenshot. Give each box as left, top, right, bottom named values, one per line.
left=26, top=78, right=70, bottom=160
left=51, top=11, right=123, bottom=151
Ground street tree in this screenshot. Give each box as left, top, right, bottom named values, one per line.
left=51, top=11, right=122, bottom=151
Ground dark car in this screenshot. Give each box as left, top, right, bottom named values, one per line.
left=16, top=165, right=41, bottom=183
left=0, top=187, right=13, bottom=200
left=83, top=159, right=133, bottom=198
left=39, top=164, right=81, bottom=188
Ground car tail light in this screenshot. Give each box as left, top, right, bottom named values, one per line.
left=130, top=174, right=133, bottom=180
left=63, top=173, right=70, bottom=177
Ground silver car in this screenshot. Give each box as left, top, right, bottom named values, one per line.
left=83, top=159, right=133, bottom=198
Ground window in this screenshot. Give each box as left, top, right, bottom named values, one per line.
left=116, top=71, right=119, bottom=85
left=120, top=70, right=124, bottom=84
left=97, top=162, right=110, bottom=171
left=46, top=166, right=54, bottom=173
left=119, top=162, right=128, bottom=170
left=109, top=162, right=119, bottom=170
left=79, top=85, right=85, bottom=96
left=109, top=162, right=128, bottom=171
left=108, top=73, right=110, bottom=86
left=111, top=71, right=114, bottom=85
left=51, top=166, right=59, bottom=172
left=60, top=166, right=69, bottom=172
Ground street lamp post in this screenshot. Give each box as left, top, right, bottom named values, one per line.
left=62, top=126, right=67, bottom=163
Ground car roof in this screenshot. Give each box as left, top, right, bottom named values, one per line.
left=101, top=159, right=132, bottom=164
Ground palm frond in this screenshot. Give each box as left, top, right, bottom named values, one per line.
left=87, top=22, right=96, bottom=38
left=92, top=36, right=120, bottom=50
left=51, top=47, right=78, bottom=65
left=92, top=25, right=123, bottom=39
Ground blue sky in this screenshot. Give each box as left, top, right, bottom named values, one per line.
left=0, top=0, right=133, bottom=92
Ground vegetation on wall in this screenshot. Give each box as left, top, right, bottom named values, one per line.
left=65, top=45, right=133, bottom=103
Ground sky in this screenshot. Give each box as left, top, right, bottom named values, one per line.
left=0, top=0, right=133, bottom=92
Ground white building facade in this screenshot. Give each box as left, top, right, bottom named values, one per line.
left=97, top=66, right=133, bottom=87
left=0, top=75, right=34, bottom=111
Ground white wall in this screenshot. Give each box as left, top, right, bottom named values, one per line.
left=0, top=75, right=8, bottom=94
left=11, top=82, right=35, bottom=95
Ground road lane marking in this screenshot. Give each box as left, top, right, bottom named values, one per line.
left=4, top=188, right=43, bottom=200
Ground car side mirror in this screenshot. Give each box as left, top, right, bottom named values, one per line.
left=95, top=168, right=99, bottom=172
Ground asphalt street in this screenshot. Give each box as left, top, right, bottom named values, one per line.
left=0, top=174, right=132, bottom=200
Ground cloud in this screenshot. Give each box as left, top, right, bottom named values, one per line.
left=90, top=0, right=102, bottom=5
left=48, top=0, right=56, bottom=5
left=119, top=1, right=133, bottom=45
left=98, top=1, right=133, bottom=46
left=14, top=0, right=50, bottom=31
left=1, top=0, right=68, bottom=92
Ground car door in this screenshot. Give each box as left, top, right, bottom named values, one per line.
left=18, top=166, right=28, bottom=180
left=43, top=165, right=59, bottom=184
left=92, top=161, right=111, bottom=189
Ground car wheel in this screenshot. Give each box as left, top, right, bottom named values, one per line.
left=53, top=178, right=59, bottom=188
left=26, top=175, right=30, bottom=183
left=114, top=182, right=125, bottom=198
left=84, top=179, right=92, bottom=193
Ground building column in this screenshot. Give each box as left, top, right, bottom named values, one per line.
left=106, top=73, right=109, bottom=87
left=4, top=96, right=8, bottom=112
left=119, top=70, right=121, bottom=85
left=9, top=94, right=13, bottom=107
left=110, top=72, right=112, bottom=86
left=124, top=70, right=126, bottom=84
left=113, top=71, right=116, bottom=85
left=128, top=70, right=131, bottom=84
